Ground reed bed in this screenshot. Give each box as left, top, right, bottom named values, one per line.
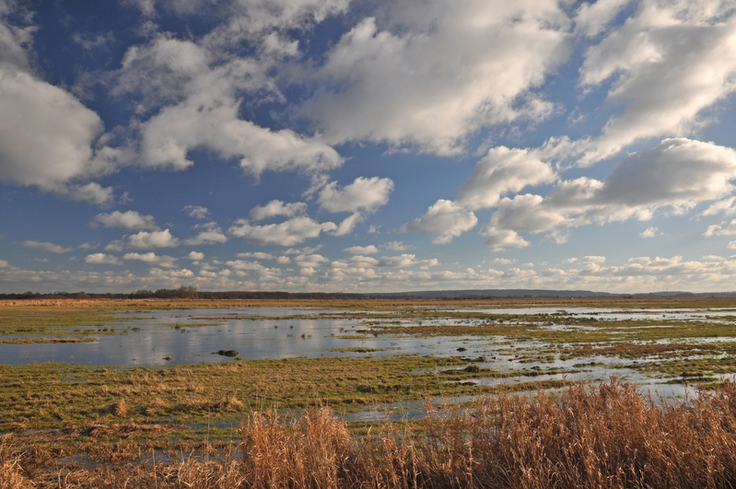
left=4, top=379, right=736, bottom=488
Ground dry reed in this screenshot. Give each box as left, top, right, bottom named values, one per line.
left=7, top=379, right=736, bottom=488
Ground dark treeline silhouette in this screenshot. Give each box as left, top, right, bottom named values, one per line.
left=0, top=286, right=363, bottom=301
left=3, top=286, right=736, bottom=301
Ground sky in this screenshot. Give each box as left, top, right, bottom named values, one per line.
left=3, top=0, right=736, bottom=294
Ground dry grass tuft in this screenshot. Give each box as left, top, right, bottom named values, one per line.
left=0, top=437, right=33, bottom=489
left=112, top=398, right=131, bottom=417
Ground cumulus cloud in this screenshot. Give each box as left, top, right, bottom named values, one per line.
left=402, top=200, right=478, bottom=244
left=84, top=253, right=122, bottom=265
left=640, top=227, right=663, bottom=238
left=250, top=200, right=307, bottom=220
left=94, top=210, right=159, bottom=231
left=331, top=212, right=365, bottom=236
left=115, top=33, right=343, bottom=176
left=229, top=216, right=337, bottom=246
left=67, top=182, right=116, bottom=206
left=225, top=259, right=264, bottom=271
left=187, top=251, right=204, bottom=260
left=123, top=252, right=178, bottom=268
left=184, top=205, right=209, bottom=219
left=344, top=245, right=378, bottom=255
left=596, top=139, right=736, bottom=207
left=482, top=138, right=736, bottom=249
left=293, top=253, right=329, bottom=268
left=318, top=177, right=394, bottom=213
left=574, top=0, right=633, bottom=37
left=237, top=252, right=275, bottom=260
left=705, top=220, right=736, bottom=237
left=377, top=254, right=439, bottom=269
left=577, top=0, right=736, bottom=163
left=183, top=227, right=228, bottom=245
left=582, top=256, right=606, bottom=263
left=139, top=100, right=343, bottom=175
left=381, top=241, right=410, bottom=251
left=459, top=146, right=556, bottom=210
left=0, top=7, right=122, bottom=199
left=302, top=0, right=569, bottom=154
left=21, top=240, right=73, bottom=254
left=127, top=229, right=180, bottom=249
left=702, top=197, right=736, bottom=217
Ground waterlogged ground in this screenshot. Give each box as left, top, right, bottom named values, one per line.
left=4, top=296, right=736, bottom=474
left=3, top=298, right=736, bottom=396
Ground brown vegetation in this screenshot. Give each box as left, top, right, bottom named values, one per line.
left=4, top=379, right=736, bottom=488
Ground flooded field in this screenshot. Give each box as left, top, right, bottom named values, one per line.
left=3, top=299, right=736, bottom=402
left=4, top=297, right=736, bottom=486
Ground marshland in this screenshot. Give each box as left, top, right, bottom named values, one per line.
left=3, top=296, right=736, bottom=488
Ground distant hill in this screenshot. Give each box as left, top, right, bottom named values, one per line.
left=365, top=289, right=736, bottom=299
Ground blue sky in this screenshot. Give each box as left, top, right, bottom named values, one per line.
left=3, top=0, right=736, bottom=294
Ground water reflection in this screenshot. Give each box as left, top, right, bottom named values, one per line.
left=3, top=306, right=733, bottom=407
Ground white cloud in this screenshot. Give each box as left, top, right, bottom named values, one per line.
left=705, top=220, right=736, bottom=237
left=303, top=0, right=569, bottom=154
left=127, top=229, right=180, bottom=249
left=578, top=0, right=736, bottom=163
left=67, top=182, right=116, bottom=206
left=483, top=194, right=565, bottom=250
left=237, top=252, right=275, bottom=260
left=702, top=197, right=736, bottom=217
left=331, top=213, right=364, bottom=236
left=0, top=8, right=121, bottom=198
left=284, top=245, right=322, bottom=255
left=229, top=216, right=337, bottom=246
left=140, top=99, right=343, bottom=175
left=350, top=255, right=379, bottom=267
left=582, top=256, right=606, bottom=263
left=459, top=146, right=556, bottom=210
left=21, top=240, right=73, bottom=254
left=293, top=253, right=329, bottom=268
left=381, top=241, right=410, bottom=251
left=377, top=254, right=439, bottom=269
left=402, top=199, right=478, bottom=244
left=344, top=245, right=378, bottom=255
left=115, top=34, right=343, bottom=176
left=596, top=139, right=736, bottom=207
left=225, top=259, right=264, bottom=271
left=574, top=0, right=633, bottom=37
left=250, top=200, right=307, bottom=220
left=640, top=227, right=663, bottom=238
left=187, top=251, right=205, bottom=260
left=123, top=252, right=178, bottom=268
left=0, top=68, right=114, bottom=190
left=94, top=210, right=159, bottom=231
left=482, top=139, right=736, bottom=249
left=84, top=253, right=122, bottom=265
left=318, top=176, right=394, bottom=213
left=184, top=205, right=209, bottom=219
left=183, top=228, right=228, bottom=245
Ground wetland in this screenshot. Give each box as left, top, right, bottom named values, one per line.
left=4, top=296, right=736, bottom=487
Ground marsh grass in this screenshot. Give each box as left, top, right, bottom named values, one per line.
left=4, top=379, right=736, bottom=488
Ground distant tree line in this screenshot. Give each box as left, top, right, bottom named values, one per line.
left=0, top=286, right=364, bottom=300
